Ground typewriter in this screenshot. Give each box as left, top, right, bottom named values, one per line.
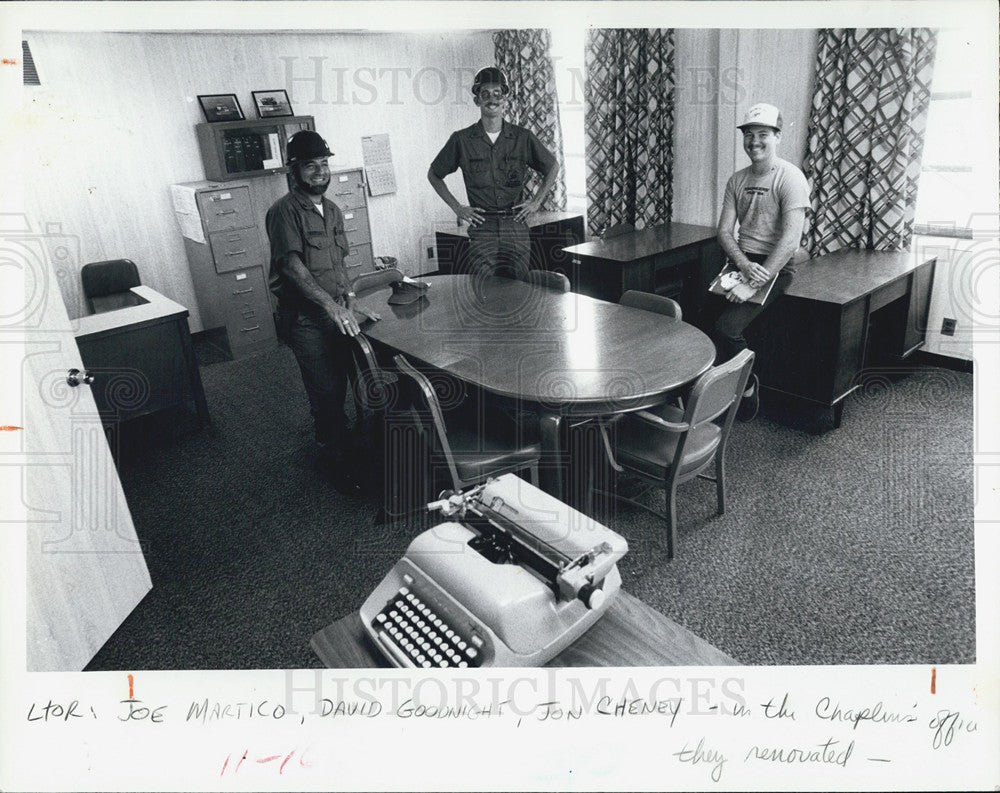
left=359, top=473, right=629, bottom=668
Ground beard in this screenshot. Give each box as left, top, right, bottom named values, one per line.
left=294, top=170, right=330, bottom=196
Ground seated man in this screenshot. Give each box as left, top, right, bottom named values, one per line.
left=700, top=102, right=810, bottom=421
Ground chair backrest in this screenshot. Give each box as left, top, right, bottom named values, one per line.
left=603, top=222, right=635, bottom=239
left=393, top=354, right=462, bottom=490
left=526, top=269, right=570, bottom=293
left=81, top=259, right=142, bottom=314
left=351, top=267, right=404, bottom=298
left=685, top=349, right=755, bottom=430
left=619, top=290, right=682, bottom=321
left=352, top=333, right=394, bottom=414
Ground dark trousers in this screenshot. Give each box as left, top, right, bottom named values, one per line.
left=280, top=309, right=356, bottom=457
left=467, top=216, right=531, bottom=280
left=698, top=254, right=793, bottom=365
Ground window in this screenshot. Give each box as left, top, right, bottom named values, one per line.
left=549, top=28, right=587, bottom=212
left=914, top=27, right=997, bottom=237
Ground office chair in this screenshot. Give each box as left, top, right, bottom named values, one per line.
left=611, top=349, right=754, bottom=559
left=351, top=267, right=405, bottom=298
left=394, top=354, right=541, bottom=493
left=620, top=290, right=682, bottom=321
left=80, top=259, right=141, bottom=314
left=525, top=269, right=570, bottom=293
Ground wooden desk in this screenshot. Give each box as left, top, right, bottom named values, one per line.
left=745, top=249, right=937, bottom=428
left=311, top=590, right=737, bottom=667
left=561, top=222, right=724, bottom=314
left=74, top=286, right=210, bottom=428
left=434, top=211, right=585, bottom=275
left=361, top=275, right=715, bottom=499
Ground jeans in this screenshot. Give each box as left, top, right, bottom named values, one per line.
left=279, top=309, right=356, bottom=457
left=698, top=255, right=794, bottom=365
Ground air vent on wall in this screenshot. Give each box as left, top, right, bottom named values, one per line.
left=22, top=40, right=40, bottom=86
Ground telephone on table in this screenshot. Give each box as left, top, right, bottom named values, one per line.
left=359, top=473, right=629, bottom=668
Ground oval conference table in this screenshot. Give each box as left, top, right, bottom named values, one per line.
left=360, top=274, right=717, bottom=501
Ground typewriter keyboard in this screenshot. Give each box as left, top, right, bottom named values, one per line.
left=371, top=585, right=485, bottom=669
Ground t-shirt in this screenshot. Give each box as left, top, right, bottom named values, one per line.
left=722, top=158, right=810, bottom=270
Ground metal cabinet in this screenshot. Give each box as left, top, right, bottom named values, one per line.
left=330, top=167, right=375, bottom=277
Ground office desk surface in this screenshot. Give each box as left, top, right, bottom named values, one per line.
left=362, top=274, right=715, bottom=416
left=74, top=285, right=190, bottom=337
left=311, top=590, right=738, bottom=668
left=435, top=210, right=585, bottom=239
left=786, top=248, right=931, bottom=304
left=562, top=222, right=717, bottom=263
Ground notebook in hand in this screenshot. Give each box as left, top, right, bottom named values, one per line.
left=708, top=261, right=777, bottom=305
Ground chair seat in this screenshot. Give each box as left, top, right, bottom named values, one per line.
left=616, top=406, right=721, bottom=481
left=444, top=412, right=542, bottom=484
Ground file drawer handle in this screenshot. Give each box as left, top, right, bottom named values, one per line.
left=217, top=209, right=238, bottom=215
left=345, top=225, right=358, bottom=232
left=233, top=288, right=254, bottom=294
left=240, top=325, right=261, bottom=333
left=225, top=249, right=248, bottom=256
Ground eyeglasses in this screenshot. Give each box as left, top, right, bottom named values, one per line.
left=478, top=88, right=507, bottom=100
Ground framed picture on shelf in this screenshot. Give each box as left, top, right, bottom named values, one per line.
left=252, top=89, right=294, bottom=119
left=197, top=94, right=244, bottom=123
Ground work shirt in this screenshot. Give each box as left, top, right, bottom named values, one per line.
left=265, top=187, right=352, bottom=315
left=430, top=120, right=556, bottom=211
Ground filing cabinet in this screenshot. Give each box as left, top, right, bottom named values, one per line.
left=329, top=167, right=375, bottom=277
left=174, top=180, right=278, bottom=359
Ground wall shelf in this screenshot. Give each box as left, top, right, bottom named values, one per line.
left=195, top=115, right=315, bottom=181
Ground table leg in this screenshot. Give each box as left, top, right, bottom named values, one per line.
left=538, top=413, right=564, bottom=501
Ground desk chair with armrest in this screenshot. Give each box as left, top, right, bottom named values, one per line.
left=394, top=354, right=541, bottom=494
left=81, top=259, right=142, bottom=314
left=611, top=349, right=754, bottom=559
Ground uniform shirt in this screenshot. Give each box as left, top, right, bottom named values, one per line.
left=430, top=120, right=556, bottom=211
left=722, top=157, right=810, bottom=271
left=265, top=187, right=352, bottom=315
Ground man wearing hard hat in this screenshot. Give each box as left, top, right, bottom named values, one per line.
left=265, top=129, right=380, bottom=493
left=428, top=66, right=558, bottom=281
left=702, top=102, right=810, bottom=421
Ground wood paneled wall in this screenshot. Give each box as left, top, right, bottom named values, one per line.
left=672, top=29, right=818, bottom=227
left=22, top=31, right=493, bottom=329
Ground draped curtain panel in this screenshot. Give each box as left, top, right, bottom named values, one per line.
left=493, top=29, right=567, bottom=211
left=802, top=28, right=937, bottom=254
left=584, top=28, right=675, bottom=235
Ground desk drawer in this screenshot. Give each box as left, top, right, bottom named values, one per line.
left=329, top=170, right=367, bottom=210
left=209, top=227, right=263, bottom=273
left=869, top=275, right=909, bottom=311
left=197, top=186, right=254, bottom=232
left=341, top=206, right=371, bottom=246
left=344, top=242, right=374, bottom=273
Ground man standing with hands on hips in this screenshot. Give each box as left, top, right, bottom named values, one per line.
left=265, top=129, right=381, bottom=493
left=701, top=102, right=810, bottom=421
left=428, top=66, right=559, bottom=282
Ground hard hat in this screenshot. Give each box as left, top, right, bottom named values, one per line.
left=472, top=67, right=510, bottom=96
left=737, top=103, right=783, bottom=132
left=286, top=130, right=333, bottom=164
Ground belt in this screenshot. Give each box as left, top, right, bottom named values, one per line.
left=479, top=209, right=518, bottom=217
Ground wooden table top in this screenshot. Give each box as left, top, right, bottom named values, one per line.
left=786, top=248, right=937, bottom=305
left=435, top=210, right=584, bottom=239
left=311, top=590, right=738, bottom=668
left=361, top=275, right=716, bottom=417
left=561, top=222, right=718, bottom=263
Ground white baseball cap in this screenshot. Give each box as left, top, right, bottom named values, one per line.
left=737, top=103, right=783, bottom=132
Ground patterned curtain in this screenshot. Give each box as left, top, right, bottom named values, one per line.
left=493, top=29, right=567, bottom=210
left=803, top=28, right=937, bottom=254
left=584, top=28, right=674, bottom=235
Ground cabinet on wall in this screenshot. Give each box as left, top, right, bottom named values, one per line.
left=328, top=167, right=376, bottom=277
left=195, top=116, right=315, bottom=181
left=172, top=180, right=277, bottom=359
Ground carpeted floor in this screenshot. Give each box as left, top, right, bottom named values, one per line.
left=86, top=340, right=975, bottom=670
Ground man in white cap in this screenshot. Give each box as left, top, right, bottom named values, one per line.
left=701, top=102, right=810, bottom=420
